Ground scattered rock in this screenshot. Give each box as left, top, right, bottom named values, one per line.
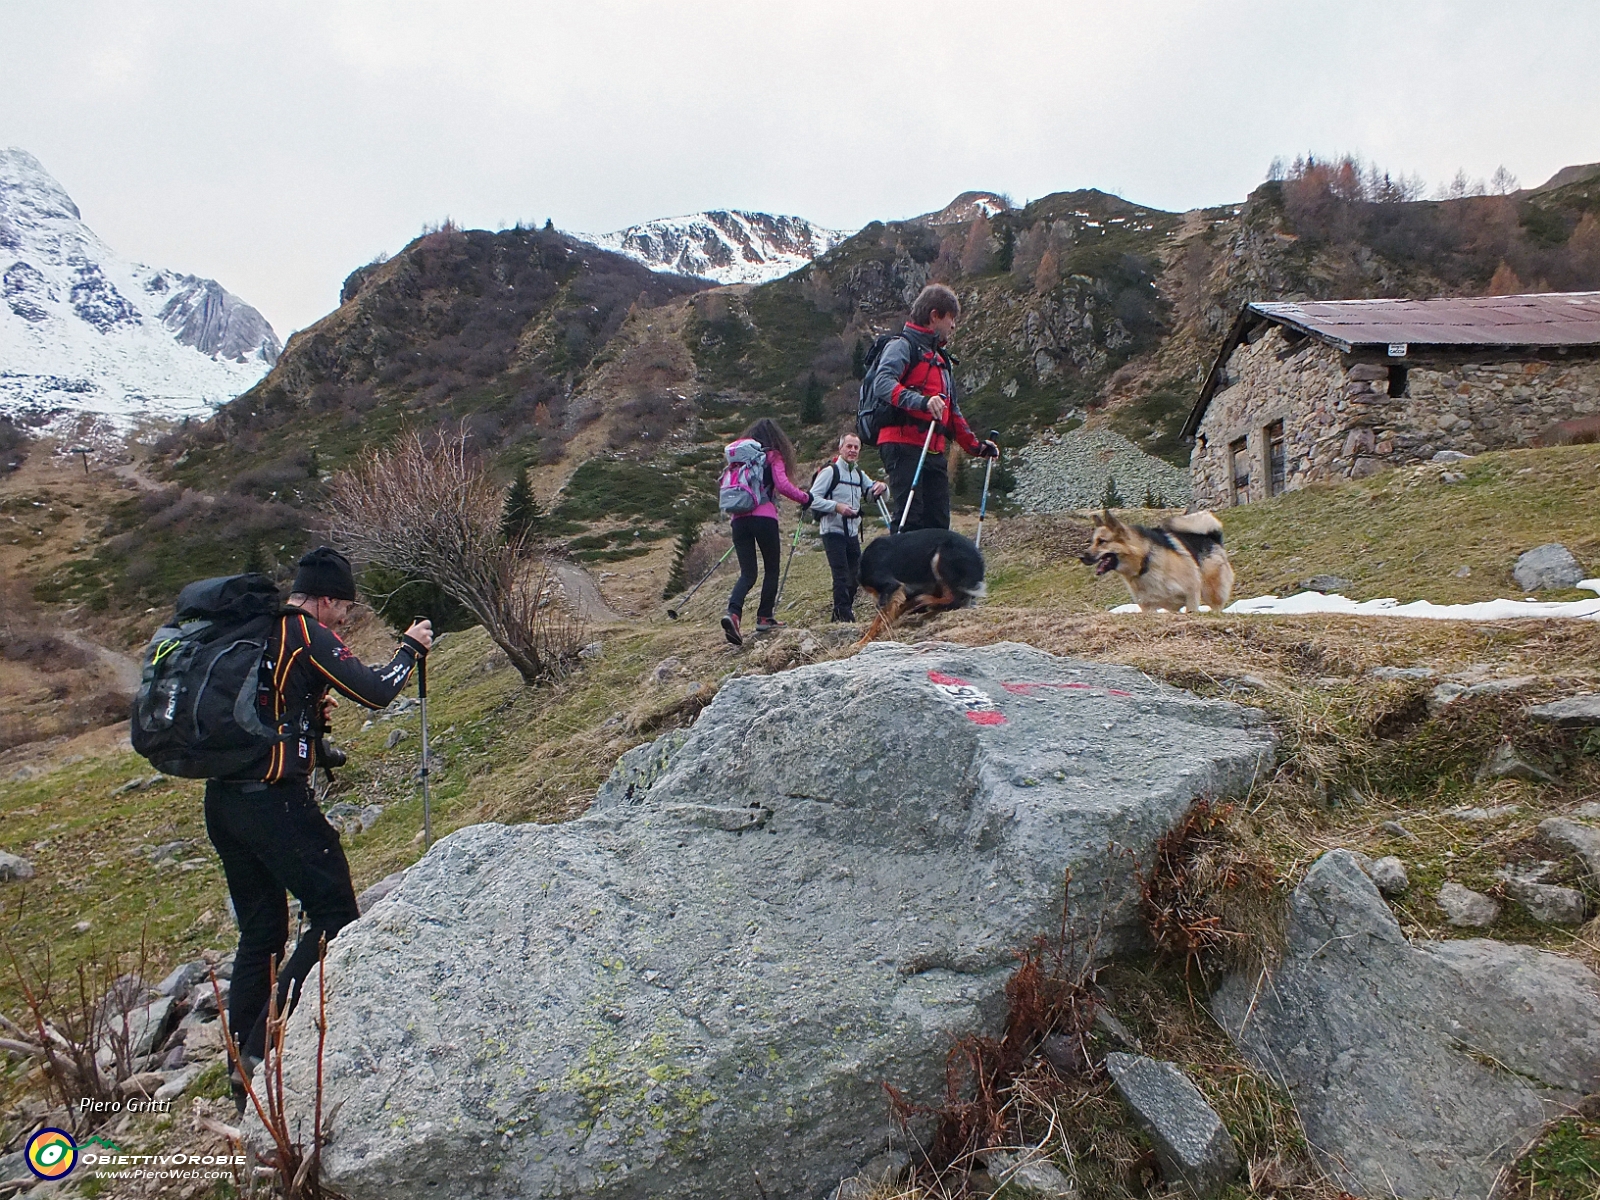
left=1453, top=564, right=1472, bottom=578
left=1513, top=543, right=1585, bottom=592
left=1501, top=876, right=1587, bottom=926
left=1538, top=818, right=1600, bottom=885
left=1432, top=450, right=1473, bottom=463
left=647, top=657, right=682, bottom=685
left=1369, top=665, right=1436, bottom=681
left=1213, top=849, right=1600, bottom=1200
left=1477, top=742, right=1554, bottom=784
left=0, top=851, right=35, bottom=882
left=985, top=1149, right=1076, bottom=1198
left=155, top=1064, right=201, bottom=1101
left=829, top=1151, right=910, bottom=1200
left=1092, top=1003, right=1141, bottom=1051
left=270, top=643, right=1274, bottom=1199
left=1526, top=694, right=1600, bottom=729
left=1439, top=470, right=1467, bottom=484
left=1304, top=574, right=1352, bottom=593
left=1431, top=675, right=1540, bottom=711
left=156, top=961, right=208, bottom=998
left=1437, top=882, right=1500, bottom=927
left=1105, top=1052, right=1239, bottom=1199
left=1380, top=820, right=1418, bottom=841
left=74, top=920, right=91, bottom=933
left=357, top=870, right=407, bottom=914
left=1368, top=856, right=1409, bottom=896
left=386, top=728, right=409, bottom=749
left=1574, top=802, right=1600, bottom=820
left=1447, top=803, right=1522, bottom=822
left=578, top=641, right=604, bottom=661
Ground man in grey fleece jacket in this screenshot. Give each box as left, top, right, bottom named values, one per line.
left=808, top=431, right=888, bottom=622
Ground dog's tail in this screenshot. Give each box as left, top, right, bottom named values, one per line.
left=1166, top=510, right=1223, bottom=544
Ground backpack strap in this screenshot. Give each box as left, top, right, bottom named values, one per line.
left=821, top=464, right=842, bottom=499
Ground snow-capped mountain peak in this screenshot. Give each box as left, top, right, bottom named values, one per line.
left=1, top=146, right=281, bottom=432
left=577, top=211, right=854, bottom=285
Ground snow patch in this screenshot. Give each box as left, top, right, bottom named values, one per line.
left=1111, top=591, right=1600, bottom=621
left=575, top=211, right=853, bottom=286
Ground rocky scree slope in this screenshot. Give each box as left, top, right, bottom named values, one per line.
left=272, top=641, right=1274, bottom=1200
left=0, top=147, right=279, bottom=430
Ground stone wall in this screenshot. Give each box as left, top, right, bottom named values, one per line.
left=1190, top=325, right=1600, bottom=508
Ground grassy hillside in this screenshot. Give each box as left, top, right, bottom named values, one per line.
left=4, top=445, right=1600, bottom=1195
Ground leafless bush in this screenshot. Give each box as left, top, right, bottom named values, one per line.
left=1, top=928, right=164, bottom=1134
left=326, top=430, right=585, bottom=685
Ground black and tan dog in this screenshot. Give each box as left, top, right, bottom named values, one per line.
left=1080, top=510, right=1234, bottom=612
left=856, top=528, right=986, bottom=644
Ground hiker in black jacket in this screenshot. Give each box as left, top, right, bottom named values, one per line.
left=204, top=546, right=431, bottom=1109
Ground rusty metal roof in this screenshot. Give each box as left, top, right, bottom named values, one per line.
left=1181, top=291, right=1600, bottom=439
left=1252, top=291, right=1600, bottom=351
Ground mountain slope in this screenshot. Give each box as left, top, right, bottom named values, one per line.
left=577, top=211, right=852, bottom=285
left=0, top=147, right=280, bottom=431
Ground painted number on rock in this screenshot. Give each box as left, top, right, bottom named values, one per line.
left=926, top=671, right=1008, bottom=725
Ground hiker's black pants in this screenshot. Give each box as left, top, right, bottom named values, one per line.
left=878, top=443, right=950, bottom=533
left=820, top=531, right=861, bottom=621
left=204, top=779, right=361, bottom=1061
left=727, top=515, right=781, bottom=620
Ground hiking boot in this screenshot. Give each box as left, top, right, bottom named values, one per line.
left=755, top=617, right=785, bottom=633
left=720, top=613, right=742, bottom=646
left=230, top=1053, right=261, bottom=1115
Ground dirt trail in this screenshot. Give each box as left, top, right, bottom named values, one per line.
left=549, top=560, right=627, bottom=625
left=57, top=630, right=142, bottom=693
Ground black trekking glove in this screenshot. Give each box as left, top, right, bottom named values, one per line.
left=976, top=440, right=1001, bottom=459
left=799, top=492, right=814, bottom=510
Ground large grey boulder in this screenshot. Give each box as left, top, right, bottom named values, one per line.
left=0, top=851, right=34, bottom=881
left=1105, top=1053, right=1239, bottom=1198
left=272, top=642, right=1274, bottom=1200
left=1512, top=543, right=1585, bottom=591
left=1213, top=850, right=1600, bottom=1199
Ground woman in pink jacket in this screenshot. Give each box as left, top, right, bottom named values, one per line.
left=722, top=417, right=812, bottom=645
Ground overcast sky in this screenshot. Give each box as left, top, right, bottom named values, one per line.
left=5, top=1, right=1597, bottom=336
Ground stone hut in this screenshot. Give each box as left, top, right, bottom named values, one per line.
left=1182, top=292, right=1600, bottom=507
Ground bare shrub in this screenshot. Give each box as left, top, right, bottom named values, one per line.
left=1, top=929, right=162, bottom=1133
left=326, top=430, right=584, bottom=685
left=1139, top=801, right=1282, bottom=984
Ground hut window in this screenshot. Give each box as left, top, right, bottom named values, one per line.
left=1387, top=366, right=1409, bottom=397
left=1266, top=421, right=1286, bottom=496
left=1229, top=437, right=1250, bottom=505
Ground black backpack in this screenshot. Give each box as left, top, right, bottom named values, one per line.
left=856, top=333, right=908, bottom=446
left=130, top=574, right=287, bottom=779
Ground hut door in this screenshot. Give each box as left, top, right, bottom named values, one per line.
left=1229, top=437, right=1250, bottom=505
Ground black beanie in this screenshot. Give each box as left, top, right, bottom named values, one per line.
left=292, top=546, right=357, bottom=601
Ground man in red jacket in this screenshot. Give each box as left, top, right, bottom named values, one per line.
left=867, top=283, right=998, bottom=532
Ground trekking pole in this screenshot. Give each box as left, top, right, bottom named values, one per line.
left=897, top=418, right=941, bottom=532
left=974, top=430, right=1000, bottom=550
left=666, top=544, right=734, bottom=619
left=875, top=493, right=894, bottom=531
left=774, top=517, right=803, bottom=611
left=413, top=623, right=433, bottom=851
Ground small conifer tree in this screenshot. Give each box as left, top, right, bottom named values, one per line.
left=501, top=467, right=542, bottom=542
left=244, top=541, right=270, bottom=576
left=1143, top=483, right=1165, bottom=508
left=306, top=445, right=320, bottom=479
left=996, top=223, right=1016, bottom=273
left=800, top=373, right=825, bottom=425
left=1101, top=474, right=1124, bottom=509
left=663, top=513, right=700, bottom=598
left=851, top=338, right=867, bottom=380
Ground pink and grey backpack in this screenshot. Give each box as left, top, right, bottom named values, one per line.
left=718, top=439, right=772, bottom=516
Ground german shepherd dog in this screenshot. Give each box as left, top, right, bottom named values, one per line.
left=1079, top=510, right=1234, bottom=612
left=856, top=529, right=986, bottom=644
